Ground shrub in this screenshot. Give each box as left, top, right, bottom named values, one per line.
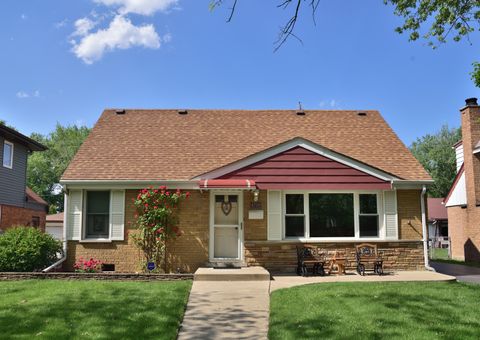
left=0, top=226, right=62, bottom=272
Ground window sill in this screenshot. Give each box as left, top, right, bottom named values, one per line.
left=79, top=239, right=112, bottom=243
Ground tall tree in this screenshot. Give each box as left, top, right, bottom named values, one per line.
left=410, top=125, right=461, bottom=198
left=28, top=124, right=90, bottom=213
left=212, top=0, right=480, bottom=86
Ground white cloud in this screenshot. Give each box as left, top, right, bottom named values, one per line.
left=162, top=32, right=172, bottom=43
left=16, top=91, right=29, bottom=98
left=71, top=15, right=161, bottom=64
left=319, top=99, right=340, bottom=108
left=54, top=19, right=69, bottom=29
left=94, top=0, right=178, bottom=16
left=16, top=90, right=40, bottom=99
left=72, top=17, right=97, bottom=37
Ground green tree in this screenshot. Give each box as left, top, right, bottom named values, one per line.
left=28, top=124, right=90, bottom=213
left=410, top=125, right=461, bottom=198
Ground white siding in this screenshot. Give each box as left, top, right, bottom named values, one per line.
left=110, top=190, right=125, bottom=240
left=384, top=190, right=398, bottom=239
left=445, top=171, right=467, bottom=207
left=267, top=190, right=282, bottom=240
left=67, top=190, right=82, bottom=240
left=455, top=144, right=464, bottom=172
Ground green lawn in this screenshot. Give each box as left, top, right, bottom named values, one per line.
left=430, top=247, right=450, bottom=260
left=0, top=280, right=192, bottom=339
left=269, top=282, right=480, bottom=340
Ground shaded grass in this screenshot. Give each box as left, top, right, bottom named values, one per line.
left=269, top=281, right=480, bottom=340
left=432, top=258, right=480, bottom=268
left=0, top=280, right=192, bottom=339
left=430, top=248, right=449, bottom=260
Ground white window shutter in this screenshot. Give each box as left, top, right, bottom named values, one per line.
left=67, top=190, right=83, bottom=240
left=110, top=190, right=125, bottom=241
left=267, top=190, right=282, bottom=240
left=384, top=190, right=398, bottom=239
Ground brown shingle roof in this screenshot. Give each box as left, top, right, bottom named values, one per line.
left=61, top=109, right=430, bottom=181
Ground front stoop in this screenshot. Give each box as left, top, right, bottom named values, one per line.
left=193, top=266, right=271, bottom=281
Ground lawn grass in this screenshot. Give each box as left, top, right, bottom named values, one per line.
left=430, top=247, right=449, bottom=260
left=0, top=279, right=192, bottom=339
left=269, top=281, right=480, bottom=340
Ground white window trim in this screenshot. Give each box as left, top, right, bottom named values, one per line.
left=282, top=190, right=385, bottom=241
left=3, top=140, right=13, bottom=169
left=82, top=189, right=111, bottom=242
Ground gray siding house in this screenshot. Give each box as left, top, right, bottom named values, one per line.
left=0, top=123, right=48, bottom=231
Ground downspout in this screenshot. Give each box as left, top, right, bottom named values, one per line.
left=42, top=190, right=68, bottom=272
left=421, top=185, right=435, bottom=271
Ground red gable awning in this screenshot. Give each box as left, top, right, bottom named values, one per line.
left=198, top=179, right=256, bottom=189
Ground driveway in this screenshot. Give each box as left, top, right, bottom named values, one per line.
left=431, top=261, right=480, bottom=284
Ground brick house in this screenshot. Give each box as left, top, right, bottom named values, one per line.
left=445, top=98, right=480, bottom=262
left=0, top=124, right=48, bottom=232
left=60, top=109, right=432, bottom=273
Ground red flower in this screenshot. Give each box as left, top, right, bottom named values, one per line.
left=186, top=192, right=191, bottom=198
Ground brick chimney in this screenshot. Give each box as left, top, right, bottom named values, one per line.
left=461, top=97, right=480, bottom=205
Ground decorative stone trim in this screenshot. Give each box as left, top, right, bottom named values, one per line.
left=0, top=272, right=193, bottom=281
left=244, top=241, right=425, bottom=273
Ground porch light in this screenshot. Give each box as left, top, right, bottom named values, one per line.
left=253, top=189, right=260, bottom=202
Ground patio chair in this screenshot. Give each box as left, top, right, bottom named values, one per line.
left=296, top=246, right=326, bottom=277
left=355, top=243, right=383, bottom=276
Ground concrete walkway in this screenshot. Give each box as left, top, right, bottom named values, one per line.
left=177, top=268, right=455, bottom=339
left=178, top=280, right=270, bottom=340
left=270, top=270, right=455, bottom=291
left=431, top=261, right=480, bottom=284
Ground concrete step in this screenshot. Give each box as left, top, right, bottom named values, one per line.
left=194, top=266, right=271, bottom=281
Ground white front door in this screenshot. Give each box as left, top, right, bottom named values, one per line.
left=210, top=192, right=243, bottom=261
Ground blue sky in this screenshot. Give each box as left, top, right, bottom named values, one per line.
left=0, top=0, right=478, bottom=145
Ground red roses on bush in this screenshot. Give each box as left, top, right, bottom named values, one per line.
left=131, top=186, right=189, bottom=272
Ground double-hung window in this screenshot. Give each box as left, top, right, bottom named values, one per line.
left=359, top=194, right=379, bottom=237
left=285, top=194, right=305, bottom=237
left=3, top=140, right=13, bottom=169
left=85, top=191, right=110, bottom=239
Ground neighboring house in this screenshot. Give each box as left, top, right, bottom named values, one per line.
left=46, top=212, right=64, bottom=240
left=60, top=109, right=432, bottom=273
left=445, top=98, right=480, bottom=262
left=427, top=198, right=448, bottom=247
left=0, top=124, right=47, bottom=232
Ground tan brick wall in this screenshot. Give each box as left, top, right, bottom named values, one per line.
left=245, top=241, right=425, bottom=273
left=0, top=204, right=46, bottom=232
left=243, top=190, right=267, bottom=241
left=397, top=190, right=424, bottom=240
left=166, top=190, right=210, bottom=273
left=66, top=190, right=210, bottom=273
left=447, top=105, right=480, bottom=262
left=448, top=206, right=467, bottom=261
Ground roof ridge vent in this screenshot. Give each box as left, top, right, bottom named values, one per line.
left=357, top=112, right=367, bottom=116
left=178, top=109, right=188, bottom=115
left=115, top=109, right=126, bottom=115
left=296, top=111, right=306, bottom=116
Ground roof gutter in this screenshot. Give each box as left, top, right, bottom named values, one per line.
left=42, top=191, right=68, bottom=272
left=421, top=185, right=435, bottom=271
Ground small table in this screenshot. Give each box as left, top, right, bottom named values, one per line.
left=326, top=257, right=346, bottom=275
